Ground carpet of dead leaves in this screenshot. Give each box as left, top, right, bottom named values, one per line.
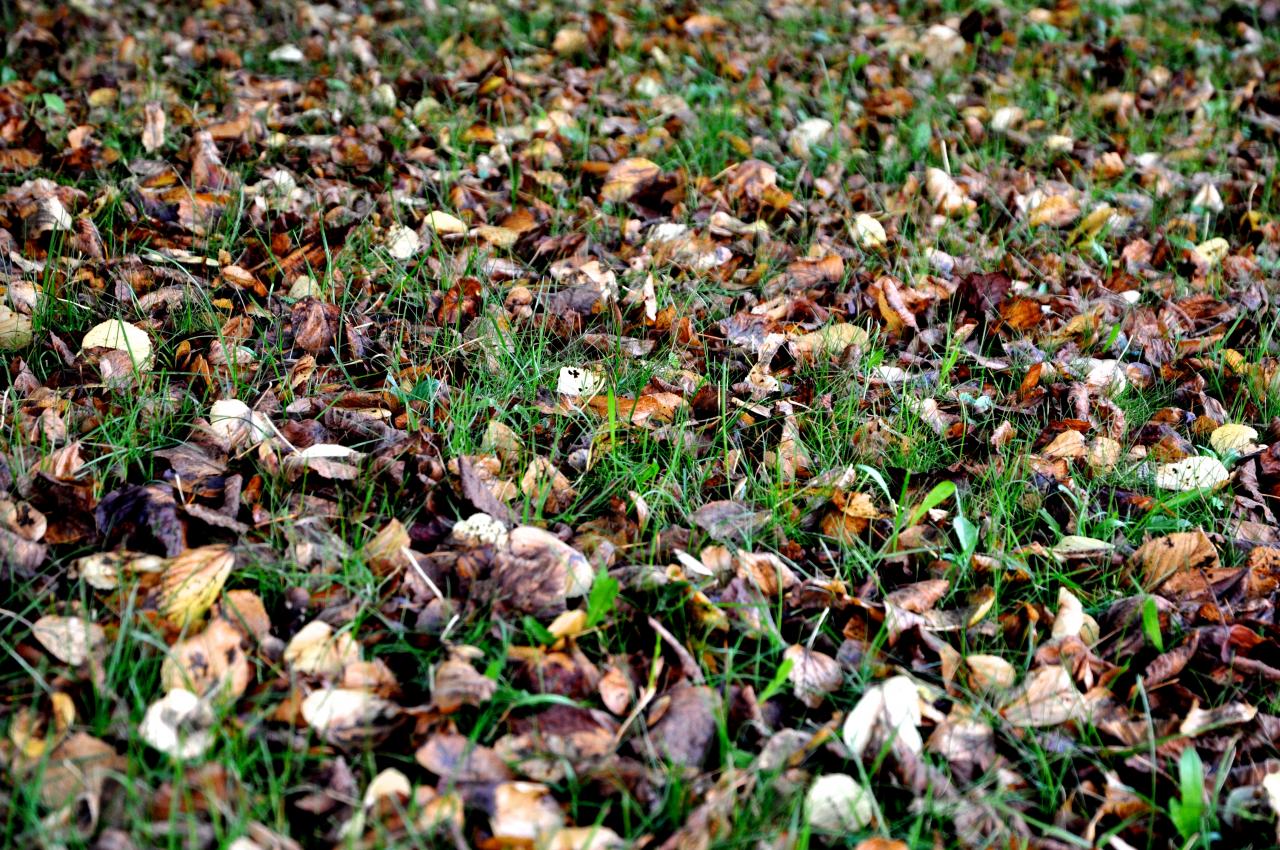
left=3, top=0, right=1280, bottom=848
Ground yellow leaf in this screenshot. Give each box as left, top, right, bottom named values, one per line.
left=156, top=545, right=235, bottom=627
left=81, top=319, right=153, bottom=370
left=600, top=158, right=660, bottom=203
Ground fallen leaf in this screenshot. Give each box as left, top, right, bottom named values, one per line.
left=1210, top=423, right=1260, bottom=455
left=81, top=319, right=153, bottom=370
left=301, top=688, right=397, bottom=746
left=139, top=689, right=215, bottom=759
left=493, top=526, right=594, bottom=615
left=842, top=675, right=922, bottom=758
left=1154, top=456, right=1230, bottom=491
left=284, top=620, right=362, bottom=678
left=648, top=682, right=719, bottom=767
left=999, top=666, right=1084, bottom=727
left=155, top=545, right=236, bottom=627
left=31, top=615, right=106, bottom=667
left=488, top=782, right=564, bottom=843
left=783, top=645, right=842, bottom=708
left=1132, top=530, right=1219, bottom=591
left=431, top=647, right=498, bottom=712
left=805, top=774, right=875, bottom=832
left=600, top=158, right=660, bottom=203
left=142, top=101, right=166, bottom=152
left=0, top=306, right=34, bottom=350
left=160, top=618, right=251, bottom=699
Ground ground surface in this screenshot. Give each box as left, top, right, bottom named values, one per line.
left=2, top=0, right=1280, bottom=848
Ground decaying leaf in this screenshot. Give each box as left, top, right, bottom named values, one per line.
left=648, top=682, right=720, bottom=768
left=493, top=526, right=594, bottom=615
left=1154, top=455, right=1229, bottom=491
left=31, top=615, right=106, bottom=667
left=284, top=620, right=362, bottom=678
left=160, top=617, right=251, bottom=699
left=999, top=666, right=1085, bottom=727
left=139, top=689, right=215, bottom=759
left=805, top=774, right=875, bottom=832
left=1131, top=530, right=1219, bottom=592
left=783, top=645, right=842, bottom=708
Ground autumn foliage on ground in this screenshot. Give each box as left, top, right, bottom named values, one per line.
left=3, top=0, right=1280, bottom=848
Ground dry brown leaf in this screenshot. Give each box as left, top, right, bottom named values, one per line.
left=431, top=647, right=498, bottom=712
left=599, top=664, right=634, bottom=715
left=648, top=682, right=719, bottom=767
left=521, top=458, right=577, bottom=514
left=999, top=666, right=1085, bottom=727
left=783, top=645, right=842, bottom=708
left=1042, top=429, right=1087, bottom=460
left=493, top=526, right=594, bottom=615
left=966, top=655, right=1017, bottom=691
left=1131, top=530, right=1219, bottom=592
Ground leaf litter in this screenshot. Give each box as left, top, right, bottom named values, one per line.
left=1, top=0, right=1280, bottom=848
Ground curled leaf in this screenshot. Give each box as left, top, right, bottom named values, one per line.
left=139, top=689, right=215, bottom=759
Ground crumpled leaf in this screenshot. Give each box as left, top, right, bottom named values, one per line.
left=999, top=666, right=1085, bottom=727
left=139, top=689, right=215, bottom=759
left=783, top=645, right=842, bottom=708
left=842, top=675, right=922, bottom=759
left=1132, top=530, right=1219, bottom=592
